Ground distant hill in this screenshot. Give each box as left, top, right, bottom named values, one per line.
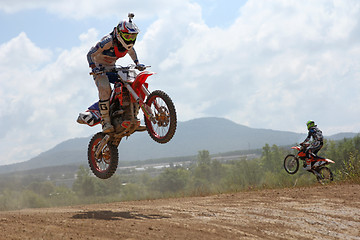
left=0, top=117, right=357, bottom=174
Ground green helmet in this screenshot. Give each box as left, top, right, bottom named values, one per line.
left=306, top=120, right=315, bottom=130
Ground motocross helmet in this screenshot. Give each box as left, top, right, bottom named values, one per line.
left=114, top=13, right=140, bottom=50
left=306, top=120, right=315, bottom=130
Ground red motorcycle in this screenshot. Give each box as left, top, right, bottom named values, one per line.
left=283, top=143, right=335, bottom=184
left=77, top=65, right=177, bottom=179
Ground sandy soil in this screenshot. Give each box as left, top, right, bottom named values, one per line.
left=0, top=183, right=359, bottom=240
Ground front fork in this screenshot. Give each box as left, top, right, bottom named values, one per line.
left=124, top=83, right=157, bottom=124
left=95, top=134, right=110, bottom=158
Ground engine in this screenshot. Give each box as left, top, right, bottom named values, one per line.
left=110, top=87, right=139, bottom=133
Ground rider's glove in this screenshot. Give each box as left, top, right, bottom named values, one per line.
left=91, top=67, right=102, bottom=75
left=136, top=64, right=146, bottom=71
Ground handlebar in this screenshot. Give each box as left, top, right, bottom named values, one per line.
left=90, top=64, right=151, bottom=75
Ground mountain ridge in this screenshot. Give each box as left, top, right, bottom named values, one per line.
left=0, top=117, right=357, bottom=174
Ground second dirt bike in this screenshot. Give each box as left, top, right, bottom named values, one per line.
left=77, top=65, right=177, bottom=179
left=283, top=143, right=335, bottom=184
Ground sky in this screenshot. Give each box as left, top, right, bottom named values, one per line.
left=0, top=0, right=360, bottom=165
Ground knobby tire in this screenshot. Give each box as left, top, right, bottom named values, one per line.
left=316, top=167, right=333, bottom=185
left=284, top=154, right=299, bottom=174
left=88, top=132, right=119, bottom=179
left=145, top=90, right=177, bottom=144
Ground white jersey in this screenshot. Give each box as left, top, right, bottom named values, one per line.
left=87, top=31, right=138, bottom=67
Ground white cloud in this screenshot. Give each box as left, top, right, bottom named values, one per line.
left=0, top=32, right=51, bottom=68
left=0, top=30, right=99, bottom=165
left=139, top=0, right=360, bottom=134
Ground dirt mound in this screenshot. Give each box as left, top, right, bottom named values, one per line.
left=0, top=183, right=359, bottom=239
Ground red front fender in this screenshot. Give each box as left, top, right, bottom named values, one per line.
left=132, top=71, right=154, bottom=96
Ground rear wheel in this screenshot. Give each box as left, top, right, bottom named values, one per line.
left=316, top=167, right=333, bottom=184
left=284, top=154, right=299, bottom=174
left=88, top=132, right=118, bottom=179
left=145, top=90, right=177, bottom=144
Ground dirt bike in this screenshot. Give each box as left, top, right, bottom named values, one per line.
left=77, top=65, right=177, bottom=179
left=283, top=143, right=335, bottom=184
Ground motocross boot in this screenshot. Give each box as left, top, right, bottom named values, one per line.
left=99, top=99, right=114, bottom=133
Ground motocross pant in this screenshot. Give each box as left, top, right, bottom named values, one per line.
left=93, top=73, right=114, bottom=132
left=306, top=141, right=323, bottom=158
left=305, top=141, right=323, bottom=170
left=94, top=74, right=111, bottom=101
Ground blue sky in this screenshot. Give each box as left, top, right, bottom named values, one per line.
left=0, top=0, right=247, bottom=49
left=0, top=0, right=360, bottom=165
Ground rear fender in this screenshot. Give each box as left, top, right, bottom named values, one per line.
left=77, top=109, right=101, bottom=127
left=314, top=156, right=335, bottom=164
left=77, top=102, right=101, bottom=127
left=313, top=158, right=335, bottom=168
left=324, top=158, right=335, bottom=164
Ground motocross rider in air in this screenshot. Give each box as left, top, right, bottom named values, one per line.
left=87, top=13, right=145, bottom=133
left=301, top=120, right=324, bottom=171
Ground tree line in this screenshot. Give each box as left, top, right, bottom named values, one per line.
left=0, top=135, right=359, bottom=211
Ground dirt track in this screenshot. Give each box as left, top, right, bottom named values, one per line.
left=0, top=183, right=359, bottom=240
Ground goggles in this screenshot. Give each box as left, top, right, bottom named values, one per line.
left=120, top=32, right=138, bottom=41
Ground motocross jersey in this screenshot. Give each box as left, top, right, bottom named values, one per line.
left=87, top=30, right=138, bottom=68
left=304, top=126, right=323, bottom=144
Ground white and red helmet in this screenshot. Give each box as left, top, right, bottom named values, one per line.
left=114, top=13, right=140, bottom=50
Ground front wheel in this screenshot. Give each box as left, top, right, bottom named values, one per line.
left=316, top=167, right=333, bottom=184
left=284, top=154, right=299, bottom=174
left=145, top=90, right=177, bottom=144
left=88, top=132, right=119, bottom=179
